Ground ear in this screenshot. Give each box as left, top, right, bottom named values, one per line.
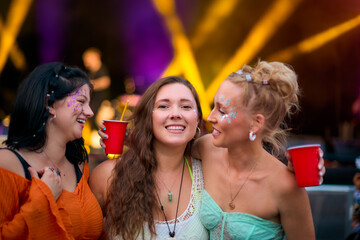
left=250, top=114, right=265, bottom=134
left=48, top=105, right=56, bottom=116
left=45, top=94, right=55, bottom=112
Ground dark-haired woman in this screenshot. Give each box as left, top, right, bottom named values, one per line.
left=0, top=62, right=104, bottom=239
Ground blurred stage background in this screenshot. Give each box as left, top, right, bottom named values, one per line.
left=1, top=0, right=360, bottom=238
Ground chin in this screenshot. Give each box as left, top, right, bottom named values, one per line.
left=212, top=139, right=224, bottom=148
left=74, top=132, right=83, bottom=140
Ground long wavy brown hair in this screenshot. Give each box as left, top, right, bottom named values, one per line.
left=105, top=76, right=203, bottom=239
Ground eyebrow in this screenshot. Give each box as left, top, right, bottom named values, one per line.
left=216, top=101, right=232, bottom=111
left=155, top=98, right=194, bottom=103
left=74, top=93, right=89, bottom=101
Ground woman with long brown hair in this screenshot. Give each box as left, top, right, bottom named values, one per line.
left=90, top=76, right=209, bottom=239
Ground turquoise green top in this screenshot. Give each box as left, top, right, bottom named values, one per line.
left=200, top=190, right=285, bottom=240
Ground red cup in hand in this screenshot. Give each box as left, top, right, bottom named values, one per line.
left=288, top=144, right=321, bottom=187
left=103, top=120, right=128, bottom=157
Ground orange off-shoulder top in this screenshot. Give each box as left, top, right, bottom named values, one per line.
left=0, top=161, right=104, bottom=239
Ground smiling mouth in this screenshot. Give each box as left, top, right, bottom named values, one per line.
left=211, top=126, right=221, bottom=136
left=77, top=119, right=86, bottom=124
left=166, top=126, right=185, bottom=131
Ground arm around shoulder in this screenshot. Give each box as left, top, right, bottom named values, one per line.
left=277, top=170, right=315, bottom=240
left=192, top=134, right=213, bottom=160
left=89, top=159, right=116, bottom=212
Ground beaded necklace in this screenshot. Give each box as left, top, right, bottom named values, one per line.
left=155, top=156, right=186, bottom=239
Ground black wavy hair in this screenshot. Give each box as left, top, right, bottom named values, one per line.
left=4, top=62, right=93, bottom=165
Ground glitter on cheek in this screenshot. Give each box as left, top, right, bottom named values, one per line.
left=226, top=118, right=231, bottom=123
left=73, top=103, right=82, bottom=113
left=225, top=99, right=230, bottom=106
left=193, top=108, right=198, bottom=119
left=67, top=99, right=76, bottom=107
left=229, top=112, right=237, bottom=119
left=220, top=114, right=228, bottom=122
left=67, top=89, right=87, bottom=112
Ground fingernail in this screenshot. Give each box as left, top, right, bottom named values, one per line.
left=319, top=171, right=324, bottom=177
left=104, top=135, right=108, bottom=139
left=319, top=179, right=323, bottom=185
left=100, top=144, right=105, bottom=148
left=102, top=127, right=106, bottom=131
left=318, top=164, right=322, bottom=170
left=319, top=151, right=324, bottom=158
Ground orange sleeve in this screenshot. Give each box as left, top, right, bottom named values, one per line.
left=0, top=169, right=74, bottom=240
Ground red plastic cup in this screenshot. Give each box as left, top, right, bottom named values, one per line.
left=103, top=120, right=128, bottom=157
left=287, top=144, right=320, bottom=187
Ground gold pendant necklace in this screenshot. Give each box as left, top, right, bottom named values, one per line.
left=228, top=161, right=257, bottom=210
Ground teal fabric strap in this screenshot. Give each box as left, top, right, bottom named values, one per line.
left=185, top=156, right=193, bottom=181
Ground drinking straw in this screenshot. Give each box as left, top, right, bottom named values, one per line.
left=120, top=100, right=129, bottom=121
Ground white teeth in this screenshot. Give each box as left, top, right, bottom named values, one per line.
left=213, top=129, right=220, bottom=134
left=77, top=119, right=86, bottom=124
left=167, top=126, right=185, bottom=130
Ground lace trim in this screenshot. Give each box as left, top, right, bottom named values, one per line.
left=155, top=158, right=203, bottom=224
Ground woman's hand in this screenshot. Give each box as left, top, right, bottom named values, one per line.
left=98, top=121, right=108, bottom=150
left=286, top=148, right=326, bottom=185
left=28, top=166, right=63, bottom=200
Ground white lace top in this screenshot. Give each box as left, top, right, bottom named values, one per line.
left=114, top=158, right=208, bottom=240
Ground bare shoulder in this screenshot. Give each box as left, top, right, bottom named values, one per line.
left=267, top=158, right=315, bottom=239
left=89, top=159, right=117, bottom=210
left=197, top=134, right=214, bottom=149
left=193, top=134, right=218, bottom=160
left=0, top=148, right=25, bottom=177
left=268, top=157, right=307, bottom=199
left=193, top=134, right=212, bottom=159
left=89, top=159, right=116, bottom=188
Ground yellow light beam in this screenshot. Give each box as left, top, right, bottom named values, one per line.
left=206, top=0, right=302, bottom=102
left=0, top=0, right=33, bottom=74
left=191, top=0, right=241, bottom=49
left=0, top=17, right=26, bottom=71
left=268, top=14, right=360, bottom=62
left=162, top=54, right=182, bottom=77
left=152, top=0, right=211, bottom=117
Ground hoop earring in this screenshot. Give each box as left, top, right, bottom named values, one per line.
left=249, top=131, right=256, bottom=141
left=193, top=126, right=201, bottom=139
left=50, top=114, right=56, bottom=121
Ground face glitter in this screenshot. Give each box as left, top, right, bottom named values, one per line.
left=67, top=89, right=86, bottom=112
left=217, top=97, right=238, bottom=124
